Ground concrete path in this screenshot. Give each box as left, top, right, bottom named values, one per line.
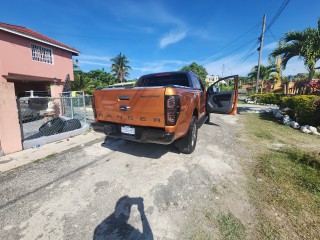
left=0, top=131, right=105, bottom=172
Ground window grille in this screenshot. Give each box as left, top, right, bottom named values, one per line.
left=31, top=44, right=53, bottom=64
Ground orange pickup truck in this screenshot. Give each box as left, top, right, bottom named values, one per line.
left=92, top=71, right=238, bottom=153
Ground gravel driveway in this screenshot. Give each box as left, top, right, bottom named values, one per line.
left=0, top=110, right=257, bottom=239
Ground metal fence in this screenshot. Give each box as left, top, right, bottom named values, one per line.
left=17, top=93, right=93, bottom=141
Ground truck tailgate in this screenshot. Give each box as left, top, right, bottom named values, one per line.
left=94, top=87, right=166, bottom=128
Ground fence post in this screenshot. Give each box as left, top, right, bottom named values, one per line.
left=70, top=96, right=74, bottom=119
left=82, top=91, right=87, bottom=124
left=16, top=98, right=24, bottom=148
left=59, top=97, right=63, bottom=116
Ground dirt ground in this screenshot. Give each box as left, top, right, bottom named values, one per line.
left=0, top=106, right=273, bottom=239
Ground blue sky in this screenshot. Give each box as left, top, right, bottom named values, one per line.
left=1, top=0, right=320, bottom=79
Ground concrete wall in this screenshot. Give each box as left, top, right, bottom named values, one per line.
left=0, top=30, right=74, bottom=82
left=0, top=82, right=22, bottom=154
left=50, top=85, right=64, bottom=98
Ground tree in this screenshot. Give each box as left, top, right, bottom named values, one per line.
left=63, top=74, right=71, bottom=93
left=271, top=20, right=320, bottom=82
left=73, top=59, right=80, bottom=71
left=180, top=62, right=208, bottom=86
left=110, top=53, right=132, bottom=83
left=72, top=70, right=86, bottom=91
left=247, top=64, right=278, bottom=93
left=72, top=69, right=116, bottom=94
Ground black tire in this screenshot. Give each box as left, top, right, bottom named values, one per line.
left=205, top=112, right=210, bottom=123
left=178, top=116, right=198, bottom=154
left=39, top=117, right=64, bottom=136
left=61, top=119, right=81, bottom=133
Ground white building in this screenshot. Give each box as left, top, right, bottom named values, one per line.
left=205, top=75, right=227, bottom=85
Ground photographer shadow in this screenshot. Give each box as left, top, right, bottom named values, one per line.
left=93, top=196, right=154, bottom=240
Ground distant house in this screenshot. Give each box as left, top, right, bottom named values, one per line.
left=205, top=74, right=227, bottom=85
left=0, top=22, right=80, bottom=155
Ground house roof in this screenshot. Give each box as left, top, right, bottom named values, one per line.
left=0, top=22, right=80, bottom=55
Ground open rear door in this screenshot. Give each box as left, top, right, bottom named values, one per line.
left=206, top=75, right=238, bottom=115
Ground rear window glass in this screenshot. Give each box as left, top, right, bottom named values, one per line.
left=136, top=73, right=190, bottom=87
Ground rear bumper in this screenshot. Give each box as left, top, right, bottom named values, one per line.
left=91, top=121, right=175, bottom=145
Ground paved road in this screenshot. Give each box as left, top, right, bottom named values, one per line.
left=0, top=111, right=256, bottom=239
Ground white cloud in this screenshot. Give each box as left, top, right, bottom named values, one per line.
left=160, top=31, right=187, bottom=48
left=204, top=52, right=272, bottom=77
left=264, top=41, right=278, bottom=50
left=78, top=60, right=110, bottom=67
left=100, top=0, right=184, bottom=27
left=282, top=57, right=308, bottom=75
left=78, top=55, right=111, bottom=61
left=204, top=52, right=310, bottom=77
left=132, top=59, right=191, bottom=73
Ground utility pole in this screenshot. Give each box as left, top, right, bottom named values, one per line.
left=222, top=64, right=225, bottom=78
left=256, top=14, right=266, bottom=94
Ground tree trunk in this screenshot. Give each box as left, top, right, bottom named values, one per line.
left=260, top=80, right=264, bottom=94
left=308, top=68, right=315, bottom=82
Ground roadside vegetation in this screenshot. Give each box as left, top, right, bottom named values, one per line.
left=241, top=113, right=320, bottom=239
left=250, top=93, right=320, bottom=127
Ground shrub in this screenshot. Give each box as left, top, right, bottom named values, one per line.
left=252, top=93, right=282, bottom=105
left=249, top=93, right=320, bottom=126
left=281, top=95, right=320, bottom=126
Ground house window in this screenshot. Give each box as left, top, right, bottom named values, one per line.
left=31, top=44, right=53, bottom=64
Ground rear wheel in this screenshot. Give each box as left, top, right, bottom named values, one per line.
left=205, top=112, right=210, bottom=123
left=178, top=116, right=198, bottom=154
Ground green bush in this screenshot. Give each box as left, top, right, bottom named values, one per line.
left=281, top=95, right=320, bottom=126
left=252, top=93, right=282, bottom=105
left=251, top=93, right=320, bottom=126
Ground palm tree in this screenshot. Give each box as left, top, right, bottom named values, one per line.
left=271, top=20, right=320, bottom=82
left=110, top=53, right=132, bottom=83
left=248, top=64, right=278, bottom=93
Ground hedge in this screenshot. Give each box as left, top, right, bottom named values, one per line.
left=250, top=93, right=320, bottom=126
left=281, top=95, right=320, bottom=126
left=252, top=93, right=282, bottom=105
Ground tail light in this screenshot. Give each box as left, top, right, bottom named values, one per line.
left=165, top=95, right=180, bottom=126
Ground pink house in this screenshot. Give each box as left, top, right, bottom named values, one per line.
left=0, top=22, right=80, bottom=155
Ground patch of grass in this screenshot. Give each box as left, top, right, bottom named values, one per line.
left=238, top=99, right=247, bottom=104
left=33, top=153, right=57, bottom=163
left=281, top=147, right=320, bottom=172
left=210, top=185, right=219, bottom=195
left=254, top=130, right=274, bottom=140
left=217, top=212, right=246, bottom=240
left=241, top=113, right=320, bottom=239
left=258, top=216, right=282, bottom=240
left=258, top=147, right=320, bottom=210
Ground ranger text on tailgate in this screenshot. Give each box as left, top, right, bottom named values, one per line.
left=92, top=71, right=238, bottom=154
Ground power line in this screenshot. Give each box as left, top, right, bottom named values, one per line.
left=266, top=0, right=291, bottom=31
left=267, top=28, right=278, bottom=41
left=238, top=0, right=290, bottom=66
left=198, top=23, right=260, bottom=62
left=240, top=41, right=259, bottom=64
left=217, top=38, right=258, bottom=60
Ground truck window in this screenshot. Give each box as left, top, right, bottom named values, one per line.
left=136, top=73, right=190, bottom=87
left=193, top=75, right=203, bottom=90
